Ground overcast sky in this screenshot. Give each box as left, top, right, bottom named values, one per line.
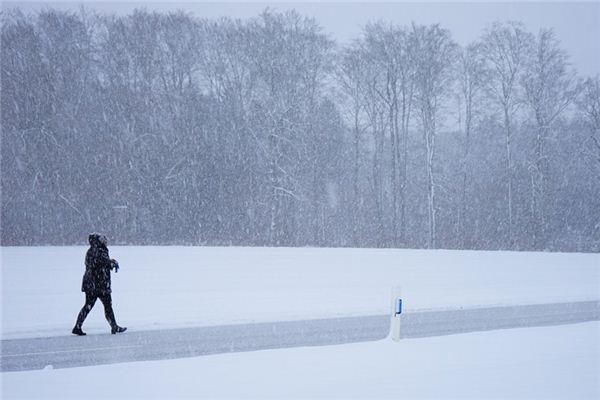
left=5, top=1, right=600, bottom=76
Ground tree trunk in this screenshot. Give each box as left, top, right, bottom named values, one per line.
left=400, top=84, right=413, bottom=246
left=533, top=123, right=547, bottom=249
left=389, top=78, right=399, bottom=247
left=425, top=111, right=437, bottom=249
left=352, top=101, right=361, bottom=245
left=374, top=111, right=386, bottom=246
left=504, top=106, right=514, bottom=248
left=460, top=94, right=472, bottom=248
left=268, top=131, right=280, bottom=246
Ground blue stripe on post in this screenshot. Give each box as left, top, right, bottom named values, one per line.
left=396, top=299, right=402, bottom=315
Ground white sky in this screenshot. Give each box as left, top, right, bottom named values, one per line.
left=5, top=1, right=600, bottom=76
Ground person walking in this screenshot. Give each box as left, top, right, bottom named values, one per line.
left=72, top=233, right=127, bottom=336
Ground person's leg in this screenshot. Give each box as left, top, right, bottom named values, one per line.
left=99, top=293, right=126, bottom=333
left=73, top=293, right=97, bottom=335
left=99, top=293, right=117, bottom=328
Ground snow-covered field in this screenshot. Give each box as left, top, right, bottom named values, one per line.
left=3, top=322, right=599, bottom=399
left=1, top=246, right=599, bottom=339
left=2, top=246, right=599, bottom=399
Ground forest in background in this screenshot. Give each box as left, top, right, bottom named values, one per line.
left=1, top=7, right=599, bottom=251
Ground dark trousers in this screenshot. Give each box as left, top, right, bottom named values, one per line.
left=75, top=292, right=117, bottom=329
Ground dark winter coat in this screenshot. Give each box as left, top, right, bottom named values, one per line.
left=81, top=234, right=117, bottom=296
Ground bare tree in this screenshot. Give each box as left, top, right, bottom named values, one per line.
left=339, top=35, right=390, bottom=246
left=456, top=42, right=486, bottom=247
left=481, top=21, right=532, bottom=248
left=522, top=28, right=580, bottom=247
left=362, top=23, right=415, bottom=246
left=577, top=75, right=600, bottom=166
left=247, top=10, right=334, bottom=245
left=397, top=29, right=416, bottom=246
left=353, top=45, right=390, bottom=245
left=157, top=11, right=202, bottom=96
left=411, top=23, right=458, bottom=248
left=338, top=45, right=368, bottom=244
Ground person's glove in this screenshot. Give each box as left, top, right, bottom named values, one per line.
left=111, top=259, right=120, bottom=273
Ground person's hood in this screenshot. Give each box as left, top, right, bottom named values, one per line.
left=89, top=233, right=107, bottom=247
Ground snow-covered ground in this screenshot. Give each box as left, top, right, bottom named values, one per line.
left=2, top=246, right=599, bottom=399
left=3, top=322, right=599, bottom=399
left=1, top=246, right=599, bottom=339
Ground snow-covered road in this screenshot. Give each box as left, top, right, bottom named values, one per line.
left=3, top=300, right=598, bottom=372
left=4, top=322, right=597, bottom=399
left=0, top=315, right=387, bottom=372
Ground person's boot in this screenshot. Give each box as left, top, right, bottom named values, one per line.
left=111, top=325, right=127, bottom=334
left=72, top=327, right=86, bottom=336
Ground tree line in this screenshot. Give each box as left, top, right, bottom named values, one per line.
left=1, top=7, right=599, bottom=250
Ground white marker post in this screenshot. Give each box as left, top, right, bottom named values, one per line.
left=390, top=286, right=402, bottom=341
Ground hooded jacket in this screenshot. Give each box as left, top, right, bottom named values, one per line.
left=81, top=234, right=116, bottom=295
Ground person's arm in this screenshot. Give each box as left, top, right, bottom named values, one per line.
left=96, top=248, right=112, bottom=270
